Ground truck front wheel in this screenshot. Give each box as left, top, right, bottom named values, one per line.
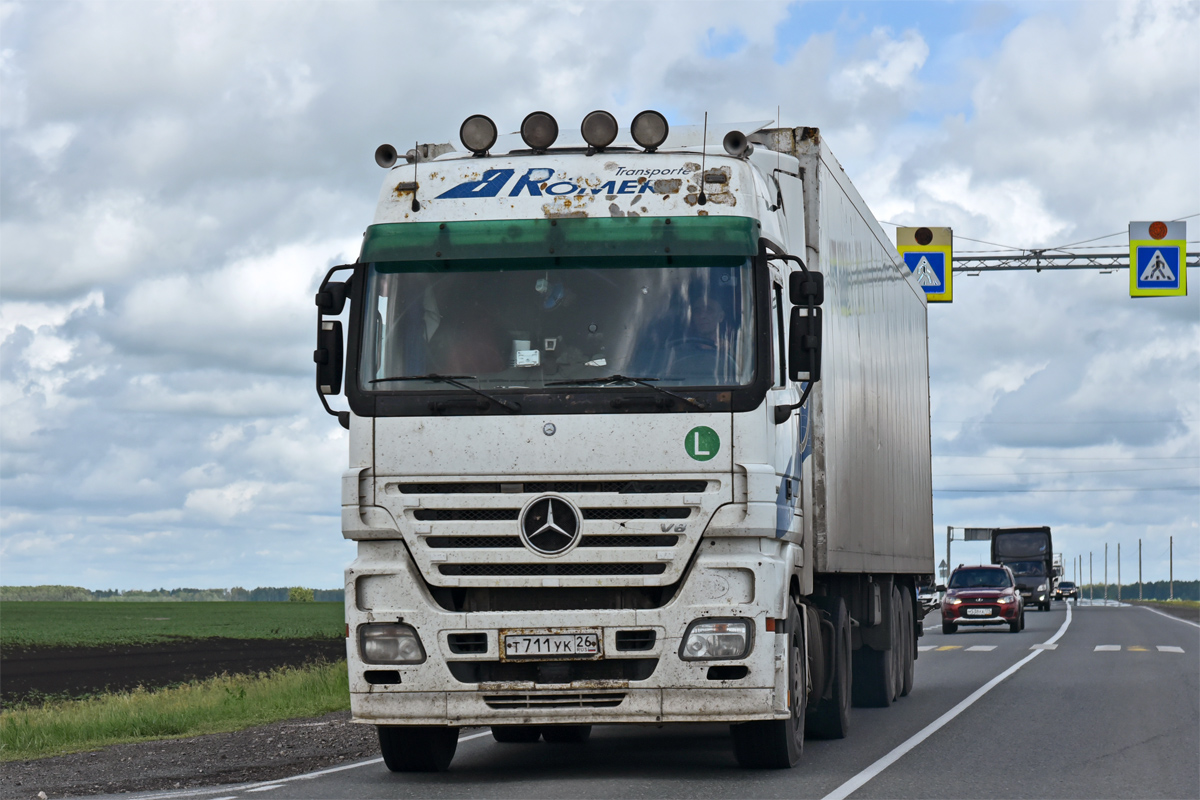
left=732, top=603, right=805, bottom=768
left=377, top=725, right=458, bottom=772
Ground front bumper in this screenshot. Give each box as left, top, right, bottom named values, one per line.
left=344, top=538, right=793, bottom=727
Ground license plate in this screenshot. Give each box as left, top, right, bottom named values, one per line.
left=966, top=608, right=992, bottom=617
left=504, top=632, right=600, bottom=659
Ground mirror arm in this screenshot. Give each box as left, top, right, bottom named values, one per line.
left=315, top=263, right=357, bottom=430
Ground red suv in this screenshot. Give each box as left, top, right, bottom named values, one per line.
left=939, top=565, right=1025, bottom=634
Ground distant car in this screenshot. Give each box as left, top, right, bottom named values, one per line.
left=1055, top=581, right=1078, bottom=600
left=918, top=585, right=940, bottom=612
left=939, top=565, right=1025, bottom=634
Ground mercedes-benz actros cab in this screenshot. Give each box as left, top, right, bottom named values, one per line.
left=313, top=111, right=934, bottom=772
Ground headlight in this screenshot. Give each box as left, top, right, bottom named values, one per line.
left=679, top=619, right=752, bottom=661
left=360, top=623, right=425, bottom=664
left=1037, top=583, right=1049, bottom=592
left=997, top=596, right=1016, bottom=604
left=946, top=598, right=963, bottom=606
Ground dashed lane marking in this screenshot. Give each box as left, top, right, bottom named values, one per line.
left=935, top=645, right=962, bottom=651
left=820, top=600, right=1073, bottom=800
left=918, top=645, right=936, bottom=652
left=1128, top=646, right=1149, bottom=652
left=1095, top=645, right=1121, bottom=651
left=1157, top=645, right=1186, bottom=653
left=965, top=646, right=996, bottom=652
left=1031, top=644, right=1058, bottom=650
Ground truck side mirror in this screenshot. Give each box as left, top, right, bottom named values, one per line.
left=789, top=270, right=824, bottom=306
left=315, top=281, right=349, bottom=315
left=315, top=320, right=344, bottom=397
left=788, top=307, right=822, bottom=383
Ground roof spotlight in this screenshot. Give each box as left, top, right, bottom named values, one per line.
left=520, top=111, right=559, bottom=151
left=581, top=110, right=618, bottom=151
left=722, top=130, right=753, bottom=157
left=375, top=144, right=399, bottom=168
left=630, top=110, right=669, bottom=152
left=459, top=114, right=498, bottom=156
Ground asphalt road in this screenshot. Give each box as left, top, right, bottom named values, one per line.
left=103, top=602, right=1199, bottom=800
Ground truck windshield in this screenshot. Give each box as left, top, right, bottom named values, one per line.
left=359, top=258, right=756, bottom=391
left=993, top=532, right=1049, bottom=559
left=1004, top=560, right=1047, bottom=577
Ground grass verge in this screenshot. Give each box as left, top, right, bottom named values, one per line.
left=0, top=660, right=350, bottom=762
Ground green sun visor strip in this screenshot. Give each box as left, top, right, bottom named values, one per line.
left=360, top=216, right=760, bottom=273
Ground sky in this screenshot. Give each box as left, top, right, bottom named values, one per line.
left=1, top=0, right=1197, bottom=592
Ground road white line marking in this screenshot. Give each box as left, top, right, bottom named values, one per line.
left=245, top=786, right=283, bottom=793
left=1094, top=645, right=1121, bottom=651
left=965, top=646, right=996, bottom=652
left=1140, top=605, right=1200, bottom=630
left=917, top=645, right=936, bottom=652
left=820, top=601, right=1071, bottom=800
left=1157, top=645, right=1185, bottom=653
left=209, top=796, right=238, bottom=800
left=125, top=730, right=494, bottom=799
left=1030, top=644, right=1058, bottom=650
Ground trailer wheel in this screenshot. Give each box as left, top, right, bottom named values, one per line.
left=542, top=725, right=591, bottom=743
left=899, top=586, right=915, bottom=697
left=852, top=587, right=897, bottom=712
left=806, top=596, right=851, bottom=739
left=491, top=726, right=542, bottom=743
left=890, top=587, right=904, bottom=701
left=732, top=602, right=805, bottom=768
left=377, top=725, right=458, bottom=772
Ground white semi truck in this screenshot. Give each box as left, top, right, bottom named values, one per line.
left=314, top=111, right=934, bottom=772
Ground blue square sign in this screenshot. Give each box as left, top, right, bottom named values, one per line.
left=1135, top=245, right=1181, bottom=290
left=904, top=251, right=946, bottom=294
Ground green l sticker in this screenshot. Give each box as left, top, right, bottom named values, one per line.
left=685, top=426, right=720, bottom=461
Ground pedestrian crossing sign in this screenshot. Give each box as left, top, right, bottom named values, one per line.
left=897, top=227, right=953, bottom=302
left=1129, top=220, right=1186, bottom=298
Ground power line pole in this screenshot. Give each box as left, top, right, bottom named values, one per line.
left=1104, top=543, right=1108, bottom=605
left=1170, top=536, right=1174, bottom=601
left=1089, top=552, right=1093, bottom=603
left=1117, top=543, right=1121, bottom=604
left=1138, top=539, right=1142, bottom=601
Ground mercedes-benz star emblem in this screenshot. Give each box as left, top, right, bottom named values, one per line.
left=543, top=423, right=556, bottom=436
left=519, top=496, right=581, bottom=556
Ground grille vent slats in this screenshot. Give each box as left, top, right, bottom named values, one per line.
left=415, top=508, right=689, bottom=522
left=425, top=535, right=678, bottom=549
left=399, top=480, right=708, bottom=495
left=440, top=563, right=667, bottom=577
left=483, top=692, right=626, bottom=709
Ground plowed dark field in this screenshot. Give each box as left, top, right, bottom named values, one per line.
left=1, top=638, right=346, bottom=705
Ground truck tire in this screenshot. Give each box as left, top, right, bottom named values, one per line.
left=377, top=725, right=458, bottom=772
left=942, top=621, right=957, bottom=635
left=542, top=725, right=591, bottom=743
left=732, top=603, right=805, bottom=768
left=851, top=594, right=896, bottom=713
left=806, top=596, right=851, bottom=739
left=899, top=587, right=915, bottom=697
left=890, top=587, right=903, bottom=702
left=491, top=726, right=542, bottom=743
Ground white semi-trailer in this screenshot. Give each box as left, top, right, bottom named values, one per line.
left=314, top=111, right=934, bottom=772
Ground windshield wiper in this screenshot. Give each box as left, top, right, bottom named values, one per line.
left=369, top=374, right=521, bottom=413
left=545, top=374, right=707, bottom=411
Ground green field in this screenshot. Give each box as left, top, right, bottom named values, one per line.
left=0, top=602, right=345, bottom=649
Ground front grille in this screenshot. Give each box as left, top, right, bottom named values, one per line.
left=440, top=563, right=667, bottom=577
left=447, top=633, right=488, bottom=654
left=448, top=658, right=657, bottom=683
left=424, top=535, right=677, bottom=549
left=399, top=480, right=708, bottom=495
left=484, top=692, right=627, bottom=709
left=413, top=509, right=519, bottom=522
left=614, top=630, right=657, bottom=651
left=582, top=507, right=690, bottom=521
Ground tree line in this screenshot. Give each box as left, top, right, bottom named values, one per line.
left=1074, top=580, right=1198, bottom=601
left=0, top=585, right=345, bottom=602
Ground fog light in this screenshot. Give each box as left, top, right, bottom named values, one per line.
left=630, top=110, right=669, bottom=152
left=581, top=110, right=618, bottom=150
left=460, top=114, right=498, bottom=156
left=360, top=623, right=425, bottom=664
left=679, top=619, right=751, bottom=661
left=520, top=111, right=558, bottom=151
